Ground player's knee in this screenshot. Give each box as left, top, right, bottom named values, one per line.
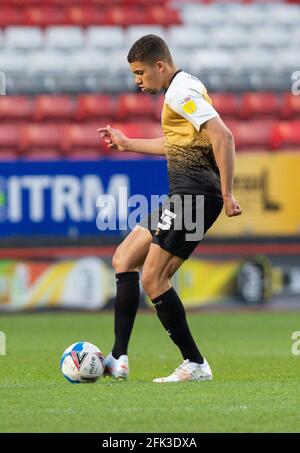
left=112, top=252, right=129, bottom=273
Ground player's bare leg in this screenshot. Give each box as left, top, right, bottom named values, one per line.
left=104, top=225, right=152, bottom=379
left=141, top=244, right=212, bottom=383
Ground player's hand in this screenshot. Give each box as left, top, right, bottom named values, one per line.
left=97, top=125, right=128, bottom=152
left=223, top=194, right=242, bottom=217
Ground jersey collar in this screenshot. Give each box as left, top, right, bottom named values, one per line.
left=164, top=69, right=182, bottom=94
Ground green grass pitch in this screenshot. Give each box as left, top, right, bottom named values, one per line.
left=0, top=311, right=299, bottom=433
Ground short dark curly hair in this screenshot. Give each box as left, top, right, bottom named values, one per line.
left=127, top=34, right=173, bottom=65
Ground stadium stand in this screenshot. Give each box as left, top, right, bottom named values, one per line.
left=1, top=2, right=299, bottom=92
left=0, top=0, right=299, bottom=158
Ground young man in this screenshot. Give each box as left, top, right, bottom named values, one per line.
left=98, top=35, right=241, bottom=383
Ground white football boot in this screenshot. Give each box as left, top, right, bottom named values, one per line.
left=104, top=352, right=129, bottom=379
left=153, top=358, right=212, bottom=383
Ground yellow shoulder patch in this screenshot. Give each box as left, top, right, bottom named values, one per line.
left=181, top=98, right=197, bottom=115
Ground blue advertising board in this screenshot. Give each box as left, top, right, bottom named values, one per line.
left=0, top=159, right=168, bottom=237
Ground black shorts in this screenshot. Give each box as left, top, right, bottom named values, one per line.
left=140, top=194, right=223, bottom=260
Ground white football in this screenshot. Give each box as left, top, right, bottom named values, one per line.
left=60, top=341, right=105, bottom=384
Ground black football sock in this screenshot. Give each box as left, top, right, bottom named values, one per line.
left=151, top=287, right=204, bottom=364
left=111, top=271, right=140, bottom=359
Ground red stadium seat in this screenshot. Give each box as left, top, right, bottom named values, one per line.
left=0, top=8, right=24, bottom=26
left=116, top=94, right=155, bottom=121
left=106, top=6, right=145, bottom=26
left=281, top=94, right=300, bottom=119
left=7, top=0, right=45, bottom=5
left=0, top=124, right=21, bottom=151
left=76, top=95, right=115, bottom=121
left=63, top=123, right=102, bottom=152
left=145, top=6, right=181, bottom=26
left=25, top=149, right=62, bottom=160
left=20, top=123, right=63, bottom=152
left=140, top=121, right=164, bottom=139
left=67, top=150, right=104, bottom=160
left=210, top=93, right=240, bottom=118
left=0, top=96, right=34, bottom=121
left=227, top=120, right=274, bottom=150
left=271, top=121, right=300, bottom=150
left=34, top=95, right=75, bottom=121
left=109, top=122, right=147, bottom=139
left=0, top=150, right=18, bottom=161
left=66, top=6, right=108, bottom=26
left=24, top=6, right=68, bottom=26
left=240, top=93, right=280, bottom=119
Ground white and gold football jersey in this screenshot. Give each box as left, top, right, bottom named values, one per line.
left=161, top=70, right=222, bottom=198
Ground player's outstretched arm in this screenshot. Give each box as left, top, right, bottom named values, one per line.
left=97, top=125, right=165, bottom=155
left=202, top=117, right=242, bottom=217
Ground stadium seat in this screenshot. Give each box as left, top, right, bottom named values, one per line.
left=224, top=5, right=267, bottom=27
left=210, top=93, right=240, bottom=118
left=24, top=6, right=69, bottom=26
left=7, top=74, right=48, bottom=94
left=227, top=120, right=274, bottom=150
left=139, top=122, right=164, bottom=139
left=0, top=96, right=34, bottom=121
left=210, top=27, right=249, bottom=49
left=181, top=5, right=224, bottom=27
left=105, top=6, right=145, bottom=26
left=66, top=6, right=108, bottom=26
left=126, top=26, right=166, bottom=47
left=281, top=93, right=300, bottom=118
left=167, top=26, right=208, bottom=50
left=20, top=123, right=63, bottom=152
left=76, top=95, right=115, bottom=121
left=63, top=123, right=102, bottom=152
left=0, top=150, right=18, bottom=161
left=112, top=122, right=148, bottom=139
left=251, top=27, right=291, bottom=49
left=191, top=50, right=233, bottom=73
left=240, top=93, right=280, bottom=119
left=25, top=149, right=62, bottom=160
left=34, top=95, right=76, bottom=121
left=45, top=26, right=84, bottom=49
left=116, top=94, right=155, bottom=121
left=86, top=26, right=124, bottom=50
left=28, top=51, right=67, bottom=75
left=3, top=26, right=43, bottom=50
left=0, top=51, right=28, bottom=74
left=271, top=121, right=300, bottom=149
left=145, top=6, right=181, bottom=26
left=0, top=8, right=24, bottom=27
left=68, top=50, right=107, bottom=74
left=268, top=4, right=300, bottom=25
left=0, top=124, right=21, bottom=151
left=67, top=150, right=104, bottom=161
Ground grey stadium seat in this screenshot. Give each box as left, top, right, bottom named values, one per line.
left=86, top=26, right=125, bottom=50
left=3, top=27, right=43, bottom=50
left=27, top=51, right=68, bottom=75
left=209, top=27, right=249, bottom=49
left=250, top=27, right=292, bottom=49
left=68, top=50, right=108, bottom=74
left=126, top=26, right=167, bottom=48
left=191, top=50, right=233, bottom=73
left=167, top=27, right=208, bottom=50
left=180, top=5, right=224, bottom=26
left=45, top=27, right=84, bottom=50
left=0, top=51, right=28, bottom=74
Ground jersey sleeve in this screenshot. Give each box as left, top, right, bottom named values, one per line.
left=168, top=86, right=219, bottom=131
